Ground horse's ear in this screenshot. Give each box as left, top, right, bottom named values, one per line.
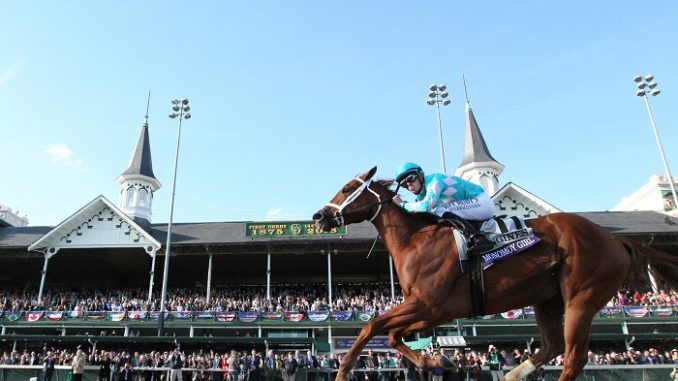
left=364, top=166, right=377, bottom=181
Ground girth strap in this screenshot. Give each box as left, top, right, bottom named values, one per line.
left=469, top=255, right=487, bottom=317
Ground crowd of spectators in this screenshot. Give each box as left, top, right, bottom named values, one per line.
left=2, top=345, right=678, bottom=381
left=0, top=284, right=402, bottom=314
left=1, top=284, right=676, bottom=314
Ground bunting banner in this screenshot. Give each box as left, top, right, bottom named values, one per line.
left=46, top=311, right=64, bottom=321
left=5, top=312, right=22, bottom=322
left=193, top=311, right=214, bottom=320
left=523, top=306, right=536, bottom=319
left=150, top=311, right=170, bottom=321
left=107, top=312, right=126, bottom=322
left=86, top=311, right=106, bottom=320
left=649, top=306, right=674, bottom=317
left=238, top=311, right=259, bottom=323
left=331, top=311, right=353, bottom=321
left=128, top=311, right=148, bottom=320
left=215, top=312, right=236, bottom=322
left=283, top=312, right=305, bottom=322
left=500, top=309, right=523, bottom=320
left=26, top=311, right=44, bottom=322
left=260, top=312, right=282, bottom=321
left=307, top=311, right=330, bottom=322
left=68, top=311, right=85, bottom=319
left=172, top=311, right=192, bottom=320
left=624, top=306, right=648, bottom=318
left=598, top=306, right=623, bottom=317
left=357, top=312, right=375, bottom=322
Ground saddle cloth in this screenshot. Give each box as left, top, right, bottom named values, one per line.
left=456, top=216, right=541, bottom=272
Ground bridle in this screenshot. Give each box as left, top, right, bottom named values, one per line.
left=324, top=176, right=386, bottom=227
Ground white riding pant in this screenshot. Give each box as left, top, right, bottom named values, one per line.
left=432, top=192, right=495, bottom=221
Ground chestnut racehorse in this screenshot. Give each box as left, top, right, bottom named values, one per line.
left=312, top=167, right=678, bottom=381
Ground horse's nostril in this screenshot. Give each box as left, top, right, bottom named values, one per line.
left=312, top=211, right=324, bottom=222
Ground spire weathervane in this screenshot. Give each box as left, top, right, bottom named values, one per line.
left=144, top=91, right=151, bottom=126
left=462, top=74, right=470, bottom=104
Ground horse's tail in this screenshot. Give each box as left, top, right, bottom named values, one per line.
left=619, top=236, right=678, bottom=292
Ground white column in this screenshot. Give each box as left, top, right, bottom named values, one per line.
left=37, top=254, right=51, bottom=303
left=148, top=251, right=156, bottom=304
left=389, top=256, right=395, bottom=301
left=206, top=253, right=213, bottom=304
left=328, top=325, right=333, bottom=352
left=327, top=249, right=333, bottom=306
left=266, top=252, right=271, bottom=300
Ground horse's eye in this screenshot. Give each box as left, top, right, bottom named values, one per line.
left=342, top=186, right=350, bottom=194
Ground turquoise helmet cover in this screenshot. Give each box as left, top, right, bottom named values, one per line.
left=395, top=162, right=423, bottom=183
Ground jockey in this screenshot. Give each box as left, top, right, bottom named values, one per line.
left=393, top=162, right=495, bottom=255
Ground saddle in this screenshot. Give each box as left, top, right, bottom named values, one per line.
left=442, top=215, right=542, bottom=317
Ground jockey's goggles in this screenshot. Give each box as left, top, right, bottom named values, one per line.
left=400, top=173, right=419, bottom=186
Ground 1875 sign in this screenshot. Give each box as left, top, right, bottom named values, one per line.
left=245, top=221, right=346, bottom=238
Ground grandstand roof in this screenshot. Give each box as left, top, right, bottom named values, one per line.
left=1, top=210, right=676, bottom=252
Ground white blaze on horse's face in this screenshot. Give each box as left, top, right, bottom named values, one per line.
left=313, top=166, right=380, bottom=231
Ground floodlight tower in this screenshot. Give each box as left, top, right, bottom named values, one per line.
left=427, top=84, right=451, bottom=173
left=158, top=98, right=191, bottom=336
left=634, top=75, right=678, bottom=211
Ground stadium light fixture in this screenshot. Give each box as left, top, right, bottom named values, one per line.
left=634, top=75, right=678, bottom=211
left=158, top=98, right=191, bottom=336
left=427, top=83, right=451, bottom=173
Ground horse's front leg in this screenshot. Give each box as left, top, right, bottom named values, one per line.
left=336, top=298, right=433, bottom=381
left=388, top=318, right=448, bottom=369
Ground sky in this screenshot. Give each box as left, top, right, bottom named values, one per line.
left=1, top=1, right=678, bottom=227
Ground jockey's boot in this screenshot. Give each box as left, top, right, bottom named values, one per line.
left=457, top=219, right=494, bottom=256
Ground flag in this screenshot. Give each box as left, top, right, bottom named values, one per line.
left=215, top=312, right=236, bottom=322
left=128, top=311, right=148, bottom=320
left=284, top=312, right=304, bottom=322
left=331, top=311, right=353, bottom=321
left=500, top=309, right=523, bottom=320
left=68, top=310, right=85, bottom=319
left=523, top=306, right=536, bottom=319
left=26, top=312, right=44, bottom=322
left=357, top=312, right=374, bottom=322
left=649, top=306, right=673, bottom=317
left=46, top=311, right=64, bottom=321
left=6, top=312, right=21, bottom=322
left=193, top=311, right=214, bottom=320
left=599, top=306, right=623, bottom=317
left=624, top=306, right=648, bottom=318
left=261, top=312, right=282, bottom=321
left=238, top=311, right=259, bottom=323
left=150, top=311, right=169, bottom=321
left=87, top=311, right=106, bottom=320
left=307, top=311, right=330, bottom=322
left=172, top=311, right=191, bottom=320
left=107, top=312, right=126, bottom=322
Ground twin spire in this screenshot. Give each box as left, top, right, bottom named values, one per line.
left=115, top=92, right=161, bottom=228
left=454, top=78, right=505, bottom=195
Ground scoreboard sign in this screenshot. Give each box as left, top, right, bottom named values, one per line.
left=245, top=221, right=347, bottom=238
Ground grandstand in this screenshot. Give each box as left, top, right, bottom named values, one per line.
left=1, top=214, right=677, bottom=355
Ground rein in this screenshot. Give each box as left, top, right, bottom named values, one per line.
left=324, top=177, right=391, bottom=227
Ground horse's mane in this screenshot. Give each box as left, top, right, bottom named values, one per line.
left=375, top=178, right=442, bottom=226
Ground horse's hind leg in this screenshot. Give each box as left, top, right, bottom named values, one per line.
left=504, top=295, right=564, bottom=381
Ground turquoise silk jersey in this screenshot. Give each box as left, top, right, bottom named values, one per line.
left=401, top=173, right=485, bottom=213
